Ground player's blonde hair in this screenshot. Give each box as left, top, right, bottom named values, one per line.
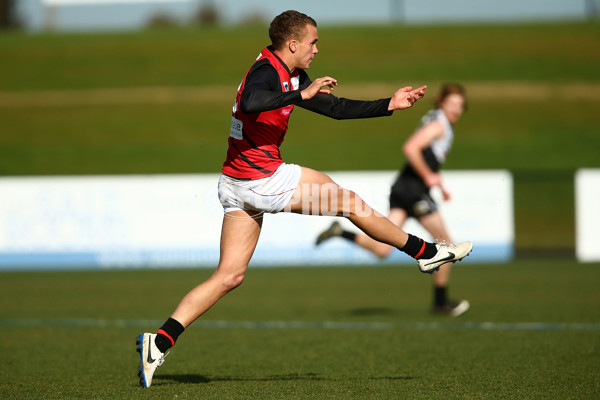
left=269, top=10, right=317, bottom=50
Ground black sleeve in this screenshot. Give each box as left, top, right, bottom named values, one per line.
left=296, top=70, right=393, bottom=120
left=239, top=62, right=302, bottom=113
left=240, top=64, right=393, bottom=119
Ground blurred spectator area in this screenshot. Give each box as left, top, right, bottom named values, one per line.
left=6, top=0, right=600, bottom=33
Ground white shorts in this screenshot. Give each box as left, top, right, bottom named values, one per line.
left=218, top=163, right=302, bottom=214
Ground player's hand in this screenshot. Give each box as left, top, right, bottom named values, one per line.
left=426, top=173, right=451, bottom=201
left=388, top=85, right=427, bottom=110
left=440, top=184, right=452, bottom=202
left=424, top=173, right=441, bottom=189
left=423, top=172, right=451, bottom=201
left=301, top=76, right=337, bottom=100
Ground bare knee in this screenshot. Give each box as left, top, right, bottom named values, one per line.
left=214, top=266, right=247, bottom=293
left=339, top=190, right=372, bottom=218
left=224, top=271, right=245, bottom=291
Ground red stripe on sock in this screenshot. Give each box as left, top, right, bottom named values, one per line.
left=157, top=329, right=175, bottom=347
left=415, top=240, right=426, bottom=259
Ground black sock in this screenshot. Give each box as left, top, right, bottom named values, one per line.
left=401, top=234, right=437, bottom=260
left=341, top=230, right=356, bottom=242
left=434, top=286, right=447, bottom=306
left=155, top=317, right=185, bottom=353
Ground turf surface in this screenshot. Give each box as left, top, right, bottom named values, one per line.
left=1, top=260, right=598, bottom=399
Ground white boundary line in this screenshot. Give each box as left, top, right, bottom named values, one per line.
left=1, top=318, right=599, bottom=332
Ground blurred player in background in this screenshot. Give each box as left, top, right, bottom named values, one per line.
left=135, top=11, right=472, bottom=387
left=316, top=84, right=470, bottom=317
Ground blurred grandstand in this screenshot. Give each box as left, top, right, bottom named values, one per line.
left=1, top=0, right=597, bottom=33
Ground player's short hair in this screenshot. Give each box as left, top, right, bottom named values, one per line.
left=269, top=10, right=317, bottom=50
left=436, top=83, right=467, bottom=110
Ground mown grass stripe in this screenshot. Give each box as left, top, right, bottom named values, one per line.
left=1, top=82, right=599, bottom=108
left=1, top=318, right=598, bottom=331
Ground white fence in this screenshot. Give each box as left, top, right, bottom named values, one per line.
left=0, top=170, right=513, bottom=270
left=576, top=169, right=600, bottom=262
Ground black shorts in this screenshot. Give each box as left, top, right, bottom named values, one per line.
left=389, top=176, right=438, bottom=218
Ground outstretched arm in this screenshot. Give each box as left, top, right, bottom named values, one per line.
left=242, top=65, right=427, bottom=120
left=297, top=73, right=394, bottom=119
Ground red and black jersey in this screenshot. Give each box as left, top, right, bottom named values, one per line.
left=222, top=47, right=299, bottom=180
left=221, top=45, right=395, bottom=180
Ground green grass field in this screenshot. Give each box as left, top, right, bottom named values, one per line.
left=1, top=261, right=598, bottom=399
left=0, top=21, right=599, bottom=398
